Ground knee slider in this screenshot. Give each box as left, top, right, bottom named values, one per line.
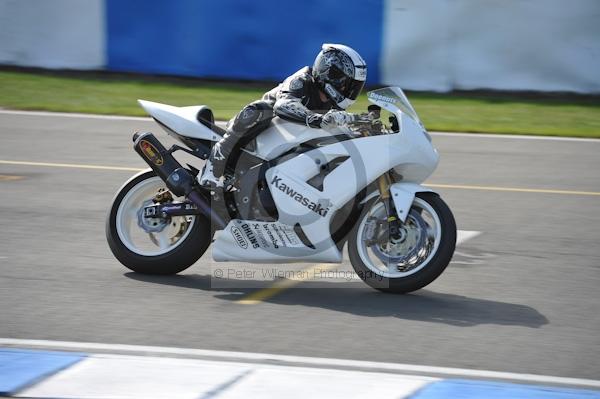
left=237, top=104, right=261, bottom=128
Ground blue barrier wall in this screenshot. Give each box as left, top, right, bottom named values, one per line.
left=3, top=1, right=596, bottom=92
left=106, top=0, right=383, bottom=84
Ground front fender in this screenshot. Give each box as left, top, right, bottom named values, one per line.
left=360, top=182, right=435, bottom=222
left=390, top=183, right=434, bottom=222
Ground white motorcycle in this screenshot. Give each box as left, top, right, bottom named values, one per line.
left=106, top=87, right=456, bottom=293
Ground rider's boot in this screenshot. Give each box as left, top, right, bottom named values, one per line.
left=199, top=142, right=226, bottom=189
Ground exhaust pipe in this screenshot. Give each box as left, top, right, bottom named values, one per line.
left=133, top=132, right=226, bottom=228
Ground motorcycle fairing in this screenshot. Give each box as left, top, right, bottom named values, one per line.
left=212, top=113, right=439, bottom=263
left=212, top=219, right=342, bottom=263
left=254, top=118, right=339, bottom=160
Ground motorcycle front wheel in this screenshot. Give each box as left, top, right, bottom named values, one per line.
left=106, top=170, right=212, bottom=274
left=348, top=193, right=456, bottom=293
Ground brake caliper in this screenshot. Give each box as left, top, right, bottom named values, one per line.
left=153, top=188, right=173, bottom=204
left=364, top=216, right=387, bottom=246
left=387, top=215, right=403, bottom=241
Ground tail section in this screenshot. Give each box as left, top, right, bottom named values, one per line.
left=138, top=100, right=222, bottom=142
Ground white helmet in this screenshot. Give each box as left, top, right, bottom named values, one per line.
left=312, top=44, right=367, bottom=109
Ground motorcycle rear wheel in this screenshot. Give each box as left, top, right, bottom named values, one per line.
left=106, top=170, right=212, bottom=274
left=348, top=192, right=456, bottom=293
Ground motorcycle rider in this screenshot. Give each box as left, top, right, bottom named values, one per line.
left=199, top=43, right=368, bottom=188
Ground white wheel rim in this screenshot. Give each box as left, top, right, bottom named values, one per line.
left=115, top=176, right=196, bottom=256
left=356, top=197, right=442, bottom=278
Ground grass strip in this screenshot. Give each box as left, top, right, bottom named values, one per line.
left=1, top=70, right=599, bottom=138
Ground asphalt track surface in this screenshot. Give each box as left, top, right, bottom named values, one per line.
left=0, top=111, right=599, bottom=382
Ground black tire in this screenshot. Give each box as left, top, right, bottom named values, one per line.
left=348, top=192, right=456, bottom=294
left=106, top=170, right=213, bottom=275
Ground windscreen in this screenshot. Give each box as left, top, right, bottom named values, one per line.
left=367, top=87, right=420, bottom=123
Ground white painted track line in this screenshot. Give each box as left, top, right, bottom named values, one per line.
left=456, top=230, right=481, bottom=246
left=210, top=364, right=431, bottom=399
left=0, top=109, right=151, bottom=121
left=17, top=353, right=432, bottom=399
left=1, top=108, right=598, bottom=142
left=17, top=355, right=251, bottom=399
left=1, top=338, right=599, bottom=388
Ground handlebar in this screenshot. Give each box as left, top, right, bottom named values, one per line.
left=351, top=104, right=382, bottom=125
left=351, top=113, right=375, bottom=124
left=348, top=111, right=385, bottom=137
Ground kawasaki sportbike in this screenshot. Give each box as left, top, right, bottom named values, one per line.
left=106, top=87, right=456, bottom=293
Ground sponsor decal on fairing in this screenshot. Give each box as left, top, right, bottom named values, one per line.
left=367, top=92, right=397, bottom=105
left=270, top=176, right=330, bottom=217
left=230, top=226, right=248, bottom=249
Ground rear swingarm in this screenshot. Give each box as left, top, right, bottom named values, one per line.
left=142, top=201, right=202, bottom=219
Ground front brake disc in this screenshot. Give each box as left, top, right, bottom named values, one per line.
left=369, top=209, right=427, bottom=265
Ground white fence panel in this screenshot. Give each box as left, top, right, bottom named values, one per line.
left=0, top=0, right=105, bottom=70
left=382, top=0, right=600, bottom=93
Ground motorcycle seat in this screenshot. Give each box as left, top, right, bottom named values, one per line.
left=196, top=106, right=227, bottom=136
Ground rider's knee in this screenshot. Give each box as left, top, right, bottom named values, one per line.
left=233, top=101, right=273, bottom=133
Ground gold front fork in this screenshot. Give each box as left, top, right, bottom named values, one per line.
left=377, top=172, right=391, bottom=200
left=377, top=172, right=398, bottom=222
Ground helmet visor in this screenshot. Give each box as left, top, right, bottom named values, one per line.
left=328, top=65, right=365, bottom=101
